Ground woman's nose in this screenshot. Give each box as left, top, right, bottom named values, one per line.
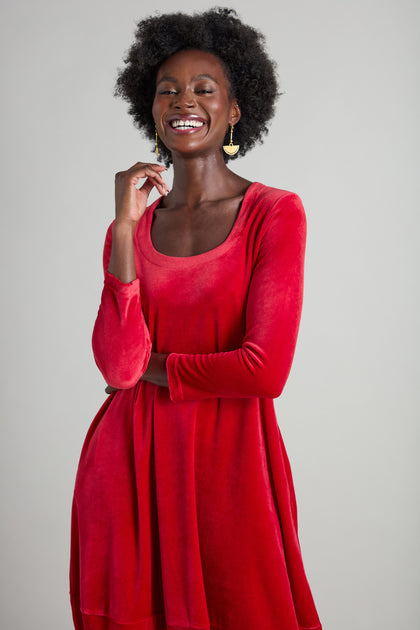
left=173, top=89, right=195, bottom=108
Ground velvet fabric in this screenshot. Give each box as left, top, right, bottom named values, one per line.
left=69, top=182, right=322, bottom=630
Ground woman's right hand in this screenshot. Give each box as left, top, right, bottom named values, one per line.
left=108, top=162, right=169, bottom=283
left=114, top=161, right=170, bottom=226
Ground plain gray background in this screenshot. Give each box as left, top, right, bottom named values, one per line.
left=1, top=0, right=419, bottom=628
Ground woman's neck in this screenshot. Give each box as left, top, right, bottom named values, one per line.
left=167, top=151, right=241, bottom=208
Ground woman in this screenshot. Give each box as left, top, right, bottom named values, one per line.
left=70, top=8, right=322, bottom=630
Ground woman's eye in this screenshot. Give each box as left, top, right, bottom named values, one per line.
left=158, top=88, right=214, bottom=95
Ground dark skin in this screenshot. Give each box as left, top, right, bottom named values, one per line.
left=106, top=48, right=252, bottom=394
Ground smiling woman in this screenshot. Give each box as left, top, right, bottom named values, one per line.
left=69, top=7, right=323, bottom=630
left=112, top=7, right=280, bottom=167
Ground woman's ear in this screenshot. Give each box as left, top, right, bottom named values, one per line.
left=229, top=100, right=241, bottom=125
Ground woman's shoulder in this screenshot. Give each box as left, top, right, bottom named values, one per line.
left=244, top=183, right=306, bottom=254
left=247, top=182, right=306, bottom=227
left=252, top=181, right=304, bottom=208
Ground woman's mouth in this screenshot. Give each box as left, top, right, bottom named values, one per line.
left=167, top=118, right=207, bottom=133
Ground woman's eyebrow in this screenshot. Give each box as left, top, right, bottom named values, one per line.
left=156, top=74, right=219, bottom=85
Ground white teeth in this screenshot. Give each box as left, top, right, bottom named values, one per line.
left=170, top=119, right=204, bottom=128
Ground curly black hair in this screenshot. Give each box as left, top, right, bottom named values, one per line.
left=114, top=7, right=282, bottom=167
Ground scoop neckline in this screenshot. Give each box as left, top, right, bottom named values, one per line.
left=139, top=181, right=261, bottom=266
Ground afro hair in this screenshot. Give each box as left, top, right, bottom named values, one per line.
left=114, top=7, right=282, bottom=167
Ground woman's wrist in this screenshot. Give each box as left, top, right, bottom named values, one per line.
left=140, top=352, right=169, bottom=387
left=108, top=220, right=137, bottom=283
left=112, top=219, right=138, bottom=235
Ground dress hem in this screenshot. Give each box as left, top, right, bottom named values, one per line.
left=71, top=596, right=321, bottom=630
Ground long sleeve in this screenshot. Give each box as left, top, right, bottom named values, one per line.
left=166, top=193, right=306, bottom=402
left=91, top=222, right=152, bottom=389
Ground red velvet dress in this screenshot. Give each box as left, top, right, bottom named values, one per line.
left=69, top=182, right=322, bottom=630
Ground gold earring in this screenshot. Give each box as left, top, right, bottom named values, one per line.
left=155, top=127, right=159, bottom=158
left=223, top=124, right=239, bottom=156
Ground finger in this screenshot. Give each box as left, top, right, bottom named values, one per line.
left=131, top=161, right=166, bottom=168
left=131, top=166, right=168, bottom=190
left=142, top=167, right=167, bottom=183
left=138, top=168, right=170, bottom=193
left=139, top=175, right=169, bottom=197
left=130, top=162, right=167, bottom=174
left=138, top=177, right=154, bottom=197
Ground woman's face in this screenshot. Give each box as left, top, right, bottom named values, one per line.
left=152, top=48, right=240, bottom=160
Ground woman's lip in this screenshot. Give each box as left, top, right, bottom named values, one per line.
left=166, top=122, right=206, bottom=133
left=167, top=115, right=207, bottom=123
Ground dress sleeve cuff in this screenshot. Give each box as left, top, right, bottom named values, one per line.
left=166, top=353, right=184, bottom=402
left=104, top=270, right=140, bottom=294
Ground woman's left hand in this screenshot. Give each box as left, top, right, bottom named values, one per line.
left=105, top=384, right=119, bottom=394
left=140, top=352, right=169, bottom=387
left=105, top=352, right=169, bottom=394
